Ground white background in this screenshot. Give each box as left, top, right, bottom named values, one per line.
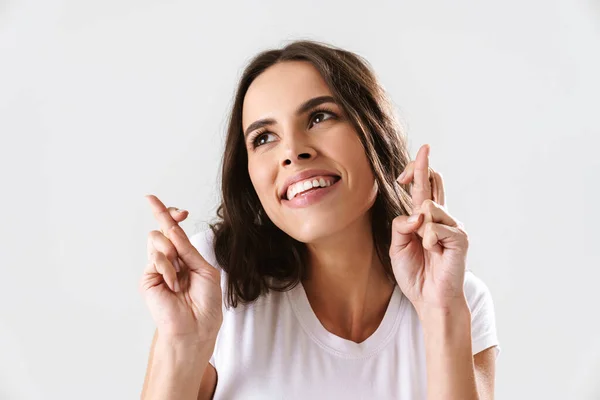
left=1, top=0, right=599, bottom=398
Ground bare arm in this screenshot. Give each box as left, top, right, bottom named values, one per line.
left=197, top=362, right=218, bottom=400
left=473, top=346, right=497, bottom=400
left=421, top=301, right=496, bottom=400
left=141, top=329, right=218, bottom=400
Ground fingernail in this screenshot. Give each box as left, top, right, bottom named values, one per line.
left=408, top=214, right=420, bottom=223
left=177, top=209, right=186, bottom=213
left=174, top=279, right=180, bottom=292
left=174, top=259, right=181, bottom=273
left=397, top=171, right=406, bottom=182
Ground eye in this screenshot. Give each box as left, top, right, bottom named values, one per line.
left=252, top=131, right=276, bottom=148
left=308, top=109, right=336, bottom=129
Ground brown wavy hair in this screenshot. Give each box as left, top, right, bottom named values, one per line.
left=209, top=40, right=414, bottom=308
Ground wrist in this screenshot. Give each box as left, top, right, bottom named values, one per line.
left=418, top=298, right=472, bottom=341
left=156, top=333, right=217, bottom=359
left=158, top=326, right=220, bottom=347
left=147, top=335, right=217, bottom=400
left=416, top=295, right=470, bottom=325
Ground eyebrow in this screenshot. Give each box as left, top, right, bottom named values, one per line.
left=243, top=95, right=337, bottom=140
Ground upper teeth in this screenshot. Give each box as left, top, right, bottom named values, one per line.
left=286, top=176, right=335, bottom=200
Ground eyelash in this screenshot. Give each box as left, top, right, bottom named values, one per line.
left=249, top=107, right=338, bottom=149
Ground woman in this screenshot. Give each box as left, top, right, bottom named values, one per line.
left=140, top=40, right=499, bottom=399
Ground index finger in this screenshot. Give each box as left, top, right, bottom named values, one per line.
left=145, top=194, right=179, bottom=238
left=412, top=144, right=432, bottom=208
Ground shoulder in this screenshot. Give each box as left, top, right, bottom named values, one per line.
left=463, top=270, right=493, bottom=307
left=189, top=227, right=220, bottom=270
left=189, top=227, right=231, bottom=302
left=463, top=269, right=500, bottom=356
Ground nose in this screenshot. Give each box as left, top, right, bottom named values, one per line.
left=280, top=135, right=317, bottom=167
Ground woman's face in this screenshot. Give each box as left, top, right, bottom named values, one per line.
left=242, top=60, right=378, bottom=243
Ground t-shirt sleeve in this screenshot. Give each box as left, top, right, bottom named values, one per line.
left=463, top=270, right=501, bottom=358
left=189, top=227, right=220, bottom=272
left=188, top=227, right=224, bottom=368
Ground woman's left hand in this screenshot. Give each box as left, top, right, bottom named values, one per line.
left=390, top=144, right=469, bottom=317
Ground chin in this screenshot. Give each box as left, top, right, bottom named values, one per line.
left=277, top=212, right=350, bottom=244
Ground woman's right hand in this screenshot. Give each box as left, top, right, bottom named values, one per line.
left=140, top=194, right=223, bottom=344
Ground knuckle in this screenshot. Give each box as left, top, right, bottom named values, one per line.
left=462, top=233, right=470, bottom=248
left=170, top=223, right=184, bottom=235
left=148, top=230, right=163, bottom=240
left=165, top=248, right=178, bottom=261
left=412, top=179, right=431, bottom=190
left=178, top=244, right=194, bottom=260
left=150, top=252, right=160, bottom=264
left=203, top=264, right=221, bottom=281
left=149, top=230, right=175, bottom=249
left=152, top=250, right=165, bottom=263
left=422, top=199, right=436, bottom=210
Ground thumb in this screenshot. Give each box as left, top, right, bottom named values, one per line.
left=390, top=213, right=423, bottom=255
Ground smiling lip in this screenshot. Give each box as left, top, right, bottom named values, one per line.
left=279, top=169, right=340, bottom=199
left=282, top=178, right=341, bottom=208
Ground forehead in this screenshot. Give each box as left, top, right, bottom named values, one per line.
left=242, top=61, right=332, bottom=130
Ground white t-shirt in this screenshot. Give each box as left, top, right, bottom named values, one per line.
left=190, top=229, right=500, bottom=400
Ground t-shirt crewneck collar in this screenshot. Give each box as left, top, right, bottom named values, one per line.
left=286, top=281, right=407, bottom=359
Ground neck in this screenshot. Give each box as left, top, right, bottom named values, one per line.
left=302, top=213, right=395, bottom=343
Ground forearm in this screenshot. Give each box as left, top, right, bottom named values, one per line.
left=419, top=299, right=478, bottom=400
left=143, top=336, right=216, bottom=400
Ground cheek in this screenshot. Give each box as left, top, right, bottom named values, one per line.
left=248, top=159, right=276, bottom=203
left=327, top=126, right=364, bottom=160
left=338, top=136, right=377, bottom=205
left=330, top=132, right=373, bottom=180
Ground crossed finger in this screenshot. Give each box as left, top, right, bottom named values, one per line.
left=414, top=199, right=462, bottom=254
left=397, top=144, right=446, bottom=208
left=145, top=194, right=207, bottom=272
left=146, top=195, right=181, bottom=238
